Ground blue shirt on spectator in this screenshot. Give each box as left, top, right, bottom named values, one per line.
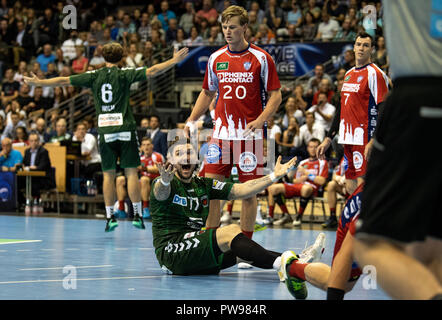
left=157, top=11, right=177, bottom=31
left=0, top=150, right=23, bottom=169
left=36, top=53, right=56, bottom=73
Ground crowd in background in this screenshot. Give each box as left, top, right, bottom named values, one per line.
left=0, top=0, right=388, bottom=203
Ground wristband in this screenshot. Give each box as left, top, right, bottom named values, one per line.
left=269, top=172, right=278, bottom=183
left=160, top=178, right=170, bottom=186
left=308, top=174, right=316, bottom=182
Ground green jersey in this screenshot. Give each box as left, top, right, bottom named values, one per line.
left=150, top=175, right=234, bottom=251
left=69, top=66, right=147, bottom=137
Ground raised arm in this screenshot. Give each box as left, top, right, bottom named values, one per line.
left=228, top=156, right=297, bottom=200
left=145, top=47, right=189, bottom=77
left=24, top=72, right=70, bottom=87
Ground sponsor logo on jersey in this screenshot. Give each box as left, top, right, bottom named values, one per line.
left=344, top=75, right=351, bottom=81
left=103, top=131, right=131, bottom=143
left=201, top=195, right=209, bottom=207
left=341, top=83, right=360, bottom=93
left=206, top=144, right=222, bottom=164
left=357, top=76, right=364, bottom=83
left=352, top=151, right=364, bottom=170
left=238, top=152, right=257, bottom=173
left=217, top=71, right=254, bottom=83
left=216, top=62, right=229, bottom=71
left=243, top=61, right=251, bottom=71
left=98, top=113, right=123, bottom=127
left=172, top=194, right=187, bottom=206
left=212, top=180, right=226, bottom=190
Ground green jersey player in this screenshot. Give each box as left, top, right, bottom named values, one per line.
left=24, top=42, right=188, bottom=231
left=150, top=141, right=307, bottom=286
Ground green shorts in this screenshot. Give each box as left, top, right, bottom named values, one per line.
left=99, top=131, right=140, bottom=172
left=155, top=229, right=225, bottom=275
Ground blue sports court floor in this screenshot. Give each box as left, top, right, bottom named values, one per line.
left=0, top=214, right=389, bottom=300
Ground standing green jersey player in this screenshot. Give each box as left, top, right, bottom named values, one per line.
left=24, top=42, right=188, bottom=231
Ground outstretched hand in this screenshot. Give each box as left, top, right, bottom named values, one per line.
left=23, top=72, right=39, bottom=86
left=157, top=161, right=177, bottom=185
left=173, top=47, right=189, bottom=63
left=273, top=155, right=298, bottom=180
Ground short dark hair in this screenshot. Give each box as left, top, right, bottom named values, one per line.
left=356, top=31, right=374, bottom=47
left=308, top=138, right=321, bottom=145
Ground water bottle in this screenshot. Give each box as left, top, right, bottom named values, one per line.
left=25, top=199, right=31, bottom=216
left=32, top=198, right=39, bottom=215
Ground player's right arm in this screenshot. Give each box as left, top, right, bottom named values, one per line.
left=24, top=72, right=70, bottom=87
left=152, top=162, right=177, bottom=201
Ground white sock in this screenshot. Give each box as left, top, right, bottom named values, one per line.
left=105, top=206, right=114, bottom=219
left=132, top=201, right=142, bottom=217
left=272, top=256, right=281, bottom=270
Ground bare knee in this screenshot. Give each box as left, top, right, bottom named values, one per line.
left=301, top=184, right=313, bottom=197
left=216, top=224, right=242, bottom=252
left=116, top=176, right=126, bottom=188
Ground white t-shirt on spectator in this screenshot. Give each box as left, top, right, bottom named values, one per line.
left=61, top=38, right=84, bottom=61
left=73, top=133, right=101, bottom=166
left=282, top=110, right=305, bottom=128
left=309, top=102, right=336, bottom=132
left=296, top=122, right=326, bottom=147
left=318, top=19, right=340, bottom=41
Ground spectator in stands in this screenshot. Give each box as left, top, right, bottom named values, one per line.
left=11, top=20, right=32, bottom=67
left=281, top=116, right=302, bottom=163
left=285, top=0, right=303, bottom=30
left=206, top=24, right=224, bottom=45
left=312, top=78, right=334, bottom=106
left=83, top=117, right=98, bottom=137
left=46, top=63, right=58, bottom=79
left=199, top=17, right=211, bottom=40
left=315, top=11, right=340, bottom=42
left=345, top=6, right=360, bottom=30
left=54, top=48, right=66, bottom=72
left=303, top=0, right=322, bottom=21
left=157, top=1, right=177, bottom=31
left=89, top=20, right=104, bottom=44
left=137, top=13, right=151, bottom=43
left=322, top=156, right=346, bottom=229
left=267, top=114, right=283, bottom=158
left=372, top=35, right=389, bottom=72
left=297, top=111, right=325, bottom=148
left=53, top=86, right=67, bottom=109
left=12, top=126, right=28, bottom=147
left=24, top=8, right=38, bottom=48
left=125, top=43, right=143, bottom=68
left=30, top=86, right=53, bottom=115
left=196, top=0, right=219, bottom=26
left=172, top=28, right=186, bottom=49
left=36, top=43, right=55, bottom=73
left=183, top=26, right=204, bottom=46
left=16, top=83, right=33, bottom=110
left=1, top=111, right=25, bottom=141
left=333, top=67, right=346, bottom=88
left=71, top=46, right=89, bottom=74
left=48, top=117, right=71, bottom=143
left=179, top=1, right=195, bottom=35
left=13, top=61, right=27, bottom=85
left=1, top=68, right=20, bottom=107
left=132, top=8, right=142, bottom=30
left=326, top=0, right=348, bottom=23
left=306, top=64, right=333, bottom=98
left=146, top=115, right=168, bottom=158
left=61, top=30, right=83, bottom=63
left=37, top=8, right=59, bottom=46
left=103, top=15, right=118, bottom=41
left=72, top=122, right=102, bottom=181
left=282, top=96, right=305, bottom=129
left=165, top=18, right=179, bottom=44
left=340, top=48, right=355, bottom=71
left=263, top=0, right=285, bottom=34
left=333, top=17, right=357, bottom=42
left=151, top=19, right=166, bottom=44
left=254, top=23, right=276, bottom=45
left=245, top=25, right=255, bottom=43
left=89, top=45, right=106, bottom=69
left=19, top=132, right=55, bottom=211
left=247, top=10, right=260, bottom=35
left=309, top=91, right=336, bottom=133
left=249, top=1, right=265, bottom=24
left=299, top=11, right=318, bottom=42
left=0, top=137, right=23, bottom=172
left=292, top=84, right=308, bottom=111
left=117, top=13, right=136, bottom=43
left=34, top=117, right=49, bottom=143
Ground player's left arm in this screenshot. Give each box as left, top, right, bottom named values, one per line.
left=24, top=72, right=70, bottom=87
left=145, top=47, right=188, bottom=77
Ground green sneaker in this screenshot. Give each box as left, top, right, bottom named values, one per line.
left=132, top=214, right=145, bottom=229
left=279, top=250, right=308, bottom=300
left=254, top=223, right=267, bottom=232
left=105, top=216, right=118, bottom=232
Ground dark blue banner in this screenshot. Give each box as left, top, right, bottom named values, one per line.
left=176, top=42, right=353, bottom=78
left=0, top=172, right=17, bottom=211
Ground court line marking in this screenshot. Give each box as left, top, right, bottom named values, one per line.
left=19, top=265, right=114, bottom=271
left=0, top=240, right=42, bottom=245
left=2, top=270, right=277, bottom=285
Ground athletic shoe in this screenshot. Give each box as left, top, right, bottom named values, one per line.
left=292, top=213, right=303, bottom=227
left=132, top=214, right=146, bottom=229
left=254, top=222, right=267, bottom=232
left=273, top=214, right=293, bottom=226
left=299, top=232, right=326, bottom=264
left=279, top=250, right=308, bottom=300
left=114, top=209, right=127, bottom=219
left=322, top=216, right=338, bottom=229
left=262, top=216, right=274, bottom=225
left=142, top=207, right=151, bottom=220
left=220, top=211, right=232, bottom=226
left=105, top=215, right=118, bottom=232
left=238, top=262, right=253, bottom=269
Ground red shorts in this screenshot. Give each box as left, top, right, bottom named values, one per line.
left=203, top=138, right=264, bottom=182
left=343, top=144, right=366, bottom=180
left=283, top=183, right=318, bottom=198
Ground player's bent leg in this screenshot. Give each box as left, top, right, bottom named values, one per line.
left=240, top=196, right=257, bottom=239
left=323, top=181, right=339, bottom=229
left=292, top=184, right=313, bottom=227
left=404, top=237, right=442, bottom=283
left=353, top=238, right=442, bottom=300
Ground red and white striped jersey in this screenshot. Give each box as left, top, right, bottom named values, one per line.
left=203, top=43, right=281, bottom=140
left=296, top=158, right=329, bottom=189
left=140, top=152, right=164, bottom=179
left=338, top=63, right=389, bottom=146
